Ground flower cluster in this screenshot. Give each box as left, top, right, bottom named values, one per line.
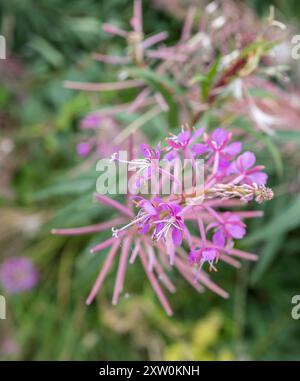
left=52, top=0, right=284, bottom=315
left=53, top=126, right=273, bottom=315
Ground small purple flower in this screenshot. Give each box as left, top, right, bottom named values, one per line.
left=230, top=151, right=268, bottom=185
left=193, top=128, right=242, bottom=173
left=80, top=113, right=102, bottom=129
left=166, top=129, right=191, bottom=150
left=132, top=144, right=161, bottom=188
left=166, top=126, right=204, bottom=159
left=189, top=247, right=219, bottom=271
left=0, top=257, right=38, bottom=294
left=140, top=143, right=161, bottom=160
left=208, top=213, right=246, bottom=247
left=154, top=203, right=184, bottom=245
left=134, top=197, right=162, bottom=234
left=111, top=144, right=161, bottom=190
left=0, top=339, right=19, bottom=357
left=76, top=142, right=92, bottom=157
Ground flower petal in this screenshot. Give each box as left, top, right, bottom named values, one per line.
left=226, top=223, right=246, bottom=239
left=247, top=171, right=268, bottom=186
left=142, top=200, right=157, bottom=215
left=237, top=151, right=256, bottom=171
left=190, top=127, right=204, bottom=143
left=140, top=144, right=152, bottom=158
left=212, top=128, right=229, bottom=146
left=213, top=229, right=226, bottom=247
left=140, top=223, right=150, bottom=234
left=223, top=141, right=242, bottom=157
left=172, top=227, right=183, bottom=245
left=192, top=143, right=209, bottom=155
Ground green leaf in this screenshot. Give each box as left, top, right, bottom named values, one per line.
left=250, top=233, right=284, bottom=285
left=201, top=57, right=220, bottom=101
left=0, top=87, right=10, bottom=106
left=56, top=93, right=89, bottom=131
left=128, top=67, right=184, bottom=127
left=29, top=36, right=64, bottom=67
left=240, top=38, right=282, bottom=58
left=234, top=117, right=283, bottom=177
left=276, top=130, right=300, bottom=145
left=244, top=196, right=300, bottom=245
left=263, top=136, right=283, bottom=177
left=189, top=74, right=206, bottom=86
left=128, top=68, right=184, bottom=94
left=31, top=177, right=95, bottom=201
left=247, top=87, right=278, bottom=99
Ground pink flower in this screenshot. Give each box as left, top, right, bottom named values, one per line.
left=133, top=197, right=162, bottom=234
left=80, top=113, right=102, bottom=129
left=53, top=124, right=274, bottom=315
left=208, top=213, right=246, bottom=247
left=193, top=128, right=242, bottom=174
left=112, top=144, right=161, bottom=189
left=140, top=143, right=161, bottom=160
left=189, top=247, right=220, bottom=272
left=166, top=129, right=191, bottom=150
left=76, top=142, right=92, bottom=157
left=127, top=198, right=184, bottom=246
left=153, top=202, right=184, bottom=246
left=166, top=126, right=204, bottom=159
left=0, top=257, right=38, bottom=294
left=230, top=151, right=268, bottom=185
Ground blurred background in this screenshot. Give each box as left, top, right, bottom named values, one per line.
left=0, top=0, right=300, bottom=360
